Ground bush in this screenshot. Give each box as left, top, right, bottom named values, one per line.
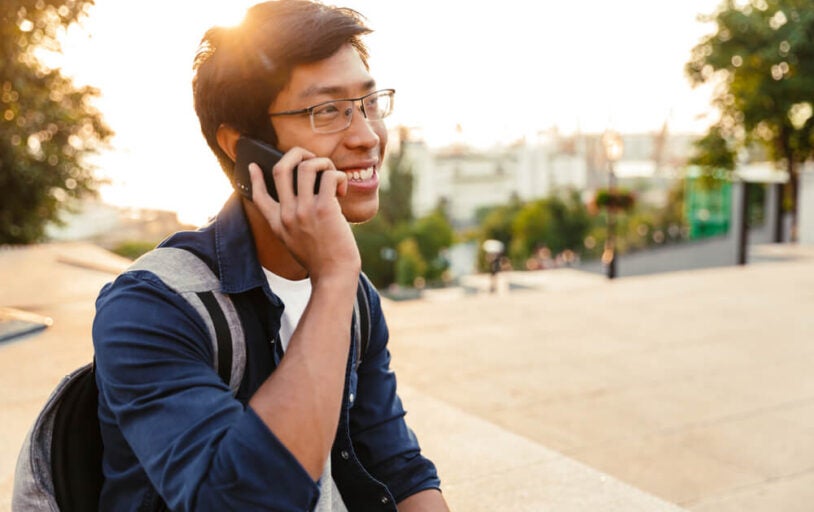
left=111, top=240, right=155, bottom=260
left=594, top=189, right=635, bottom=211
left=395, top=238, right=427, bottom=287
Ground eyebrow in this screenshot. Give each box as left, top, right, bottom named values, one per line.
left=298, top=79, right=377, bottom=100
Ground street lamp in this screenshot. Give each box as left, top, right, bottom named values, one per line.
left=601, top=131, right=624, bottom=279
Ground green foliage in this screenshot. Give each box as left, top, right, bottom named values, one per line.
left=476, top=201, right=521, bottom=270
left=659, top=179, right=687, bottom=229
left=478, top=201, right=522, bottom=249
left=550, top=191, right=594, bottom=252
left=111, top=240, right=155, bottom=261
left=409, top=208, right=454, bottom=281
left=687, top=125, right=738, bottom=189
left=1, top=0, right=112, bottom=244
left=474, top=183, right=693, bottom=269
left=378, top=137, right=414, bottom=226
left=352, top=215, right=397, bottom=289
left=394, top=237, right=426, bottom=288
left=509, top=200, right=551, bottom=265
left=353, top=134, right=454, bottom=288
left=478, top=190, right=593, bottom=270
left=688, top=125, right=737, bottom=172
left=594, top=188, right=635, bottom=211
left=686, top=0, right=814, bottom=217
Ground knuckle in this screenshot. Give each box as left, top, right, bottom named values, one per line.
left=272, top=164, right=286, bottom=178
left=294, top=205, right=311, bottom=223
left=279, top=209, right=297, bottom=228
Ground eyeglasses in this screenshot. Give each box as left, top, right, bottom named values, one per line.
left=268, top=89, right=395, bottom=134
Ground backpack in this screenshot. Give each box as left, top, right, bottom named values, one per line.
left=12, top=247, right=371, bottom=512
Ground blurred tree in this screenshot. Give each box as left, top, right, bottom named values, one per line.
left=508, top=191, right=592, bottom=267
left=409, top=207, right=454, bottom=282
left=688, top=124, right=737, bottom=176
left=686, top=0, right=814, bottom=239
left=509, top=199, right=551, bottom=265
left=351, top=215, right=397, bottom=288
left=476, top=200, right=521, bottom=271
left=378, top=126, right=413, bottom=226
left=1, top=0, right=111, bottom=244
left=394, top=237, right=426, bottom=288
left=658, top=179, right=688, bottom=231
left=355, top=127, right=411, bottom=287
left=552, top=190, right=593, bottom=252
left=353, top=129, right=456, bottom=288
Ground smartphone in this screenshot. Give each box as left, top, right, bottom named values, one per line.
left=233, top=136, right=322, bottom=202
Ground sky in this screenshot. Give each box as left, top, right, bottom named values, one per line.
left=49, top=0, right=725, bottom=225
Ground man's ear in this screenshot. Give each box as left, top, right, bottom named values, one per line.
left=216, top=124, right=241, bottom=162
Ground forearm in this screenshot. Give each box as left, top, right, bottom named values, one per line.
left=398, top=489, right=450, bottom=512
left=248, top=273, right=358, bottom=480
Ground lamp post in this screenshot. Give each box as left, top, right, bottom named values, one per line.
left=601, top=131, right=624, bottom=280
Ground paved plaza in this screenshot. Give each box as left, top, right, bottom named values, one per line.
left=1, top=242, right=813, bottom=510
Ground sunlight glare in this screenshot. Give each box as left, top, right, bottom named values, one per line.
left=48, top=0, right=725, bottom=227
left=201, top=2, right=252, bottom=29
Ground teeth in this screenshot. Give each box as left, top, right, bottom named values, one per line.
left=346, top=167, right=374, bottom=182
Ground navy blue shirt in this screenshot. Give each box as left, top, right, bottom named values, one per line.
left=92, top=194, right=440, bottom=511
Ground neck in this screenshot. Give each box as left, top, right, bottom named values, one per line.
left=242, top=198, right=309, bottom=280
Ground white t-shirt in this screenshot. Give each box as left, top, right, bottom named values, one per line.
left=262, top=268, right=348, bottom=512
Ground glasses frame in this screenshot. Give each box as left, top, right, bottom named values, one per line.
left=268, top=88, right=395, bottom=134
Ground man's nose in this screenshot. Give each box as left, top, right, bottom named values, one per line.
left=345, top=103, right=380, bottom=146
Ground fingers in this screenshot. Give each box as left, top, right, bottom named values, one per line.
left=317, top=170, right=349, bottom=198
left=250, top=147, right=347, bottom=238
left=249, top=163, right=281, bottom=230
left=268, top=147, right=344, bottom=202
left=293, top=157, right=335, bottom=200
left=271, top=148, right=314, bottom=204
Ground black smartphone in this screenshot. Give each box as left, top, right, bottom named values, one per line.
left=233, top=136, right=322, bottom=202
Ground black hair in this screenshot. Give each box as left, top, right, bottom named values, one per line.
left=192, top=0, right=371, bottom=178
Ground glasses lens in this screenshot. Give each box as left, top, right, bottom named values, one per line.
left=363, top=90, right=393, bottom=121
left=311, top=101, right=353, bottom=133
left=308, top=90, right=394, bottom=133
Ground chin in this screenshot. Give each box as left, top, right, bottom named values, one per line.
left=342, top=198, right=379, bottom=224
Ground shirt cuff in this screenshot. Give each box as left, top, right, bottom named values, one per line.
left=205, top=406, right=320, bottom=510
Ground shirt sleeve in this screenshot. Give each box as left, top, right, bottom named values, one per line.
left=348, top=282, right=442, bottom=503
left=93, top=271, right=320, bottom=512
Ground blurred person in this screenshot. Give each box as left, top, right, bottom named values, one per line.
left=91, top=1, right=448, bottom=510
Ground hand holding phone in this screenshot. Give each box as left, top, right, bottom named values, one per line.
left=233, top=136, right=323, bottom=202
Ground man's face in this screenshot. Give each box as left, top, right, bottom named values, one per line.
left=269, top=44, right=387, bottom=224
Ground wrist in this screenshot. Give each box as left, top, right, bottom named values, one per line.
left=310, top=267, right=360, bottom=293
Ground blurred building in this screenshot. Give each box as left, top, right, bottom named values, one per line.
left=45, top=199, right=196, bottom=249
left=396, top=128, right=699, bottom=227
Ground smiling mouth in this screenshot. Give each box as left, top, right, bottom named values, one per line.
left=344, top=167, right=376, bottom=182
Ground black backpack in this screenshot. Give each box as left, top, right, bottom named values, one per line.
left=12, top=248, right=371, bottom=511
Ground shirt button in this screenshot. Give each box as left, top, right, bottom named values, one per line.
left=380, top=496, right=390, bottom=505
left=340, top=450, right=349, bottom=460
left=349, top=393, right=355, bottom=404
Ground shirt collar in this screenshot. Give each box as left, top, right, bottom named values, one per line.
left=213, top=193, right=282, bottom=306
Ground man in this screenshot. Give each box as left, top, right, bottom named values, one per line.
left=92, top=1, right=449, bottom=510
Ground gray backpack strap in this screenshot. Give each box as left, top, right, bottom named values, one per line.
left=128, top=247, right=245, bottom=394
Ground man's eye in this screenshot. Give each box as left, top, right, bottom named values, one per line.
left=365, top=98, right=381, bottom=114
left=314, top=103, right=340, bottom=118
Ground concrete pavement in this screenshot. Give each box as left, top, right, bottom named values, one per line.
left=0, top=244, right=131, bottom=512
left=385, top=243, right=814, bottom=511
left=2, top=241, right=812, bottom=510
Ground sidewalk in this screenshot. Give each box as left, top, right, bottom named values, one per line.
left=385, top=243, right=814, bottom=511
left=3, top=242, right=813, bottom=510
left=0, top=244, right=132, bottom=512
